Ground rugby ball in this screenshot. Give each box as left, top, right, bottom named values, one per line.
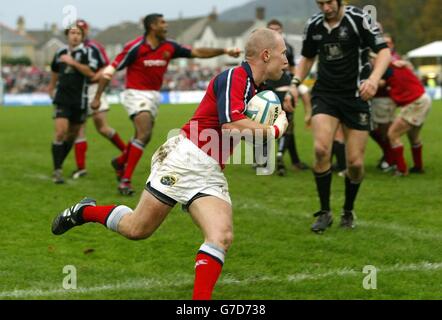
left=245, top=90, right=281, bottom=126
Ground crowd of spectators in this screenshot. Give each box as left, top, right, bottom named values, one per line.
left=2, top=64, right=223, bottom=94
left=2, top=65, right=51, bottom=94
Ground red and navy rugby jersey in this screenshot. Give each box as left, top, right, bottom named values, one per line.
left=181, top=61, right=259, bottom=168
left=111, top=36, right=192, bottom=91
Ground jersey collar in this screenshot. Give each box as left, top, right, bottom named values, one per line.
left=69, top=43, right=85, bottom=52
left=323, top=6, right=346, bottom=33
left=241, top=61, right=258, bottom=88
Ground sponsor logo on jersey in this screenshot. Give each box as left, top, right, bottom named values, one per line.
left=143, top=60, right=168, bottom=67
left=324, top=43, right=344, bottom=61
left=162, top=51, right=171, bottom=59
left=160, top=175, right=177, bottom=186
left=338, top=26, right=350, bottom=40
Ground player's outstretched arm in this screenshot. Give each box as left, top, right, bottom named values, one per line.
left=191, top=48, right=242, bottom=59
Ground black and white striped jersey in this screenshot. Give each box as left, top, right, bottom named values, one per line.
left=51, top=43, right=97, bottom=108
left=301, top=6, right=388, bottom=98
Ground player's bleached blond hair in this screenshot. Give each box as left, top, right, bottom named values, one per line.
left=245, top=28, right=280, bottom=59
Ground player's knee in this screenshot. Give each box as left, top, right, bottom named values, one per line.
left=126, top=226, right=154, bottom=241
left=347, top=158, right=364, bottom=173
left=137, top=131, right=152, bottom=145
left=314, top=143, right=330, bottom=161
left=54, top=134, right=64, bottom=142
left=97, top=126, right=110, bottom=137
left=208, top=231, right=234, bottom=252
left=387, top=128, right=399, bottom=143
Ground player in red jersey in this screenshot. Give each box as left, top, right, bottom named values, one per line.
left=91, top=13, right=241, bottom=195
left=52, top=28, right=289, bottom=300
left=71, top=19, right=126, bottom=179
left=370, top=34, right=401, bottom=171
left=383, top=62, right=432, bottom=176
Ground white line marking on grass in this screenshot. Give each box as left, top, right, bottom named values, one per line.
left=359, top=221, right=442, bottom=241
left=235, top=198, right=442, bottom=241
left=1, top=261, right=441, bottom=299
left=23, top=174, right=52, bottom=181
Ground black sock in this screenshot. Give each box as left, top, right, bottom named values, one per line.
left=52, top=142, right=65, bottom=170
left=314, top=169, right=332, bottom=212
left=287, top=134, right=301, bottom=164
left=344, top=176, right=362, bottom=211
left=333, top=141, right=346, bottom=171
left=61, top=141, right=74, bottom=164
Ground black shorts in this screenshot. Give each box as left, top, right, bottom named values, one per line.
left=53, top=104, right=87, bottom=124
left=311, top=95, right=372, bottom=131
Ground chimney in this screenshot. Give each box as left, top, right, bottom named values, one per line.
left=256, top=7, right=265, bottom=21
left=17, top=16, right=26, bottom=35
left=209, top=6, right=218, bottom=22
left=51, top=23, right=59, bottom=35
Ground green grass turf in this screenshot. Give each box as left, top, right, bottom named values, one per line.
left=0, top=101, right=441, bottom=300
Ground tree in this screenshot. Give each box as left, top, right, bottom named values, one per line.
left=347, top=0, right=439, bottom=53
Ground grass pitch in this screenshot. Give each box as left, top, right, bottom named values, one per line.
left=0, top=101, right=441, bottom=300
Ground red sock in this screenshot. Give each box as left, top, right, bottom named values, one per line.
left=411, top=144, right=423, bottom=169
left=384, top=142, right=395, bottom=166
left=116, top=142, right=132, bottom=166
left=370, top=129, right=384, bottom=149
left=82, top=206, right=117, bottom=225
left=370, top=130, right=393, bottom=164
left=122, top=140, right=144, bottom=181
left=74, top=140, right=88, bottom=170
left=110, top=132, right=126, bottom=152
left=193, top=244, right=225, bottom=300
left=392, top=145, right=408, bottom=173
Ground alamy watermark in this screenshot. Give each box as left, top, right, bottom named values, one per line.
left=62, top=5, right=78, bottom=29
left=62, top=265, right=77, bottom=290
left=166, top=123, right=276, bottom=175
left=362, top=265, right=377, bottom=290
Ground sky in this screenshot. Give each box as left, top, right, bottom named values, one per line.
left=0, top=0, right=251, bottom=30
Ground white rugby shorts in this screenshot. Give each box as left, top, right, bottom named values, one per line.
left=398, top=93, right=432, bottom=127
left=87, top=83, right=110, bottom=115
left=121, top=89, right=161, bottom=119
left=146, top=135, right=231, bottom=209
left=371, top=97, right=396, bottom=124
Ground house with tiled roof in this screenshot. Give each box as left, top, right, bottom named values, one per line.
left=27, top=24, right=66, bottom=67
left=192, top=8, right=268, bottom=68
left=0, top=19, right=36, bottom=63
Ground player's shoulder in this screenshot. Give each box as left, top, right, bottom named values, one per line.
left=77, top=44, right=90, bottom=55
left=86, top=39, right=105, bottom=50
left=55, top=46, right=68, bottom=56
left=164, top=38, right=179, bottom=45
left=214, top=66, right=245, bottom=85
left=344, top=5, right=367, bottom=21
left=305, top=12, right=324, bottom=29
left=123, top=36, right=144, bottom=49
left=164, top=38, right=191, bottom=50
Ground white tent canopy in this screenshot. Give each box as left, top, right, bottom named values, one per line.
left=407, top=41, right=442, bottom=58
